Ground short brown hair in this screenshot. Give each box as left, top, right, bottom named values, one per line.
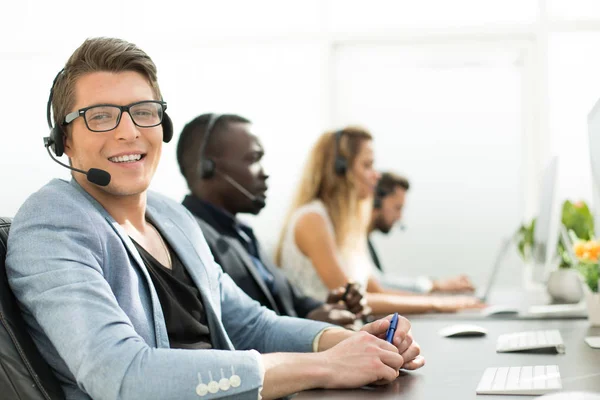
left=51, top=37, right=161, bottom=128
left=377, top=171, right=410, bottom=196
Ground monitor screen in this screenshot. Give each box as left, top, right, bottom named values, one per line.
left=588, top=98, right=600, bottom=238
left=531, top=156, right=560, bottom=283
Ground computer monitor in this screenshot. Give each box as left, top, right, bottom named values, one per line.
left=588, top=97, right=600, bottom=237
left=531, top=156, right=560, bottom=283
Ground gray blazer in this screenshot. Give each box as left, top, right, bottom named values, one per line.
left=186, top=199, right=322, bottom=318
left=6, top=179, right=331, bottom=400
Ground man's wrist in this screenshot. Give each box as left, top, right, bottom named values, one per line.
left=431, top=297, right=442, bottom=312
left=316, top=327, right=353, bottom=352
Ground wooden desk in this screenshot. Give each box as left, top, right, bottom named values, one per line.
left=296, top=319, right=600, bottom=399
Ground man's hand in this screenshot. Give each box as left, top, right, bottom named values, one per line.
left=306, top=303, right=357, bottom=328
left=431, top=296, right=485, bottom=312
left=432, top=275, right=475, bottom=293
left=317, top=331, right=405, bottom=389
left=360, top=315, right=425, bottom=371
left=326, top=283, right=370, bottom=315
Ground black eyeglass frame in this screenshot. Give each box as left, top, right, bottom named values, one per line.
left=62, top=100, right=167, bottom=132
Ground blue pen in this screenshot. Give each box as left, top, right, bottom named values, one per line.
left=385, top=313, right=399, bottom=343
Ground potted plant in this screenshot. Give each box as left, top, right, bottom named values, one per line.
left=516, top=200, right=594, bottom=303
left=573, top=243, right=600, bottom=326
left=516, top=200, right=595, bottom=266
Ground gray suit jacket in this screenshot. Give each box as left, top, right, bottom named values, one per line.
left=6, top=179, right=331, bottom=400
left=182, top=196, right=322, bottom=318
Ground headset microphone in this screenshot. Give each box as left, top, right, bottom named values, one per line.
left=44, top=69, right=113, bottom=187
left=198, top=113, right=266, bottom=209
left=44, top=68, right=172, bottom=188
left=44, top=139, right=111, bottom=186
left=216, top=170, right=266, bottom=208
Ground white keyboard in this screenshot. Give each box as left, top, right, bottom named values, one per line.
left=527, top=302, right=587, bottom=317
left=476, top=365, right=562, bottom=395
left=496, top=330, right=565, bottom=353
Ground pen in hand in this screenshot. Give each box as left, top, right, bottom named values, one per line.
left=385, top=313, right=399, bottom=343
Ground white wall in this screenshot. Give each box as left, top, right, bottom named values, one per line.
left=333, top=44, right=524, bottom=284
left=2, top=0, right=600, bottom=283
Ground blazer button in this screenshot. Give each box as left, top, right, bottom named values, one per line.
left=219, top=369, right=231, bottom=391
left=208, top=381, right=219, bottom=394
left=196, top=384, right=208, bottom=397
left=219, top=378, right=231, bottom=391
left=207, top=371, right=219, bottom=393
left=230, top=375, right=241, bottom=388
left=196, top=373, right=208, bottom=397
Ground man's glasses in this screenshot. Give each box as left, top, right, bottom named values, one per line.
left=63, top=100, right=166, bottom=132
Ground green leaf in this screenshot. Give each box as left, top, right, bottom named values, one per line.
left=517, top=200, right=595, bottom=269
left=562, top=200, right=595, bottom=241
left=576, top=261, right=599, bottom=292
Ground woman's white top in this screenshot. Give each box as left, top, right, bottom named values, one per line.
left=279, top=200, right=372, bottom=301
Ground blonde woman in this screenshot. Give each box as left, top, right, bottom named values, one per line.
left=276, top=127, right=484, bottom=314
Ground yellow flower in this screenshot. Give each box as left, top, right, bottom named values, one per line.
left=574, top=238, right=600, bottom=261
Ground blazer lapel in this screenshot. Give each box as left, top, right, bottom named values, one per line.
left=68, top=179, right=168, bottom=347
left=102, top=216, right=170, bottom=348
left=227, top=238, right=282, bottom=315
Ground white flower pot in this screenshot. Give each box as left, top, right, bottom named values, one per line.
left=586, top=291, right=600, bottom=326
left=546, top=269, right=584, bottom=304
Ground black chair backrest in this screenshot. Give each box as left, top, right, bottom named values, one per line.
left=0, top=217, right=65, bottom=399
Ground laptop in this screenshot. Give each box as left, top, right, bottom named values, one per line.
left=457, top=238, right=520, bottom=317
left=475, top=237, right=513, bottom=302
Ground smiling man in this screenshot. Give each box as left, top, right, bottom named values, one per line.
left=6, top=38, right=423, bottom=400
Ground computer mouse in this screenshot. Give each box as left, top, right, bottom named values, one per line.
left=539, top=391, right=600, bottom=400
left=481, top=305, right=520, bottom=317
left=438, top=324, right=488, bottom=338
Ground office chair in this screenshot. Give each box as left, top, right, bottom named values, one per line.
left=0, top=217, right=65, bottom=399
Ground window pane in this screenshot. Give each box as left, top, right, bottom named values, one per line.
left=329, top=0, right=538, bottom=32
left=334, top=44, right=524, bottom=285
left=548, top=0, right=600, bottom=21
left=548, top=33, right=600, bottom=207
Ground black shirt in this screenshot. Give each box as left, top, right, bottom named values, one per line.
left=132, top=237, right=213, bottom=350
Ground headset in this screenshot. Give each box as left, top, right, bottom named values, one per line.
left=197, top=113, right=222, bottom=179
left=373, top=179, right=407, bottom=231
left=45, top=69, right=174, bottom=157
left=43, top=68, right=173, bottom=187
left=373, top=185, right=389, bottom=209
left=333, top=130, right=348, bottom=176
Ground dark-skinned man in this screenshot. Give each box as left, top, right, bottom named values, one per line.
left=177, top=113, right=366, bottom=327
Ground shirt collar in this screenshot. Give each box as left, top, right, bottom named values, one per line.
left=182, top=195, right=251, bottom=236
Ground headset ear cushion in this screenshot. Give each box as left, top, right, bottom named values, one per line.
left=334, top=158, right=347, bottom=176
left=50, top=126, right=64, bottom=157
left=373, top=187, right=387, bottom=209
left=201, top=159, right=216, bottom=179
left=162, top=113, right=173, bottom=143
left=373, top=196, right=382, bottom=209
